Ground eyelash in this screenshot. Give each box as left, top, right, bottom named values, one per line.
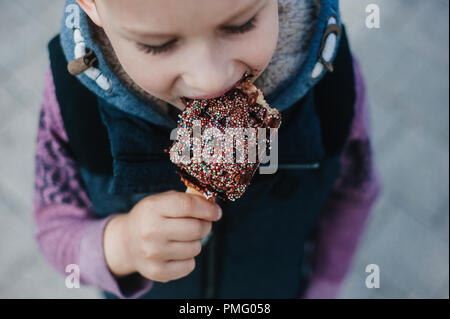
left=137, top=38, right=178, bottom=55
left=222, top=15, right=258, bottom=34
left=137, top=15, right=259, bottom=55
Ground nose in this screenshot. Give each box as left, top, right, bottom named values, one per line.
left=180, top=42, right=238, bottom=99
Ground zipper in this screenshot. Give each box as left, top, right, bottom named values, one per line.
left=201, top=230, right=213, bottom=247
left=277, top=162, right=321, bottom=170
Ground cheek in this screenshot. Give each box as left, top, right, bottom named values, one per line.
left=234, top=2, right=279, bottom=77
left=106, top=33, right=175, bottom=98
left=125, top=61, right=173, bottom=97
left=245, top=30, right=278, bottom=74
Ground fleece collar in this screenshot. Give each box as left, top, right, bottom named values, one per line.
left=60, top=0, right=342, bottom=129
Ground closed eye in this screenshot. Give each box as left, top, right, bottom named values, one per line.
left=221, top=15, right=258, bottom=34
left=136, top=38, right=178, bottom=55
left=136, top=14, right=259, bottom=55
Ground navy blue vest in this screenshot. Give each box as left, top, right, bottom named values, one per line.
left=48, top=28, right=355, bottom=299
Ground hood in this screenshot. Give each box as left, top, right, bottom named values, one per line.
left=59, top=0, right=342, bottom=129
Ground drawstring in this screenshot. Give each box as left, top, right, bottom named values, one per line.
left=67, top=49, right=98, bottom=76
left=66, top=26, right=112, bottom=92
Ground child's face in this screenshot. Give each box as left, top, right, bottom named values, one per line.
left=78, top=0, right=279, bottom=110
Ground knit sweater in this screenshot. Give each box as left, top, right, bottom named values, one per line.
left=33, top=0, right=382, bottom=299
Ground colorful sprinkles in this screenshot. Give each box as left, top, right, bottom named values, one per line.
left=170, top=81, right=282, bottom=201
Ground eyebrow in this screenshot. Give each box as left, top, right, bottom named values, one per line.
left=122, top=0, right=264, bottom=38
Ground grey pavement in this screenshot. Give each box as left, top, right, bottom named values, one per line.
left=0, top=0, right=448, bottom=298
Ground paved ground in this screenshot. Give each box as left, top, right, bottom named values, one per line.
left=0, top=0, right=448, bottom=298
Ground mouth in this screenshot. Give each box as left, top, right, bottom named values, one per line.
left=182, top=72, right=254, bottom=101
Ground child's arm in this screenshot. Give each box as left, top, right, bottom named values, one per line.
left=302, top=57, right=382, bottom=299
left=33, top=67, right=153, bottom=299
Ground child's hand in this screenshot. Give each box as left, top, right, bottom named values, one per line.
left=103, top=190, right=222, bottom=283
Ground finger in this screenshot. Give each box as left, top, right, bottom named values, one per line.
left=154, top=191, right=222, bottom=221
left=185, top=188, right=217, bottom=204
left=163, top=218, right=212, bottom=242
left=185, top=187, right=202, bottom=195
left=164, top=240, right=203, bottom=260
left=165, top=258, right=196, bottom=281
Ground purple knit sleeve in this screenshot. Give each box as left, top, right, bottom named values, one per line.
left=32, top=67, right=153, bottom=299
left=302, top=57, right=382, bottom=299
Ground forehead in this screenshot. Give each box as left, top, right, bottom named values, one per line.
left=101, top=0, right=261, bottom=34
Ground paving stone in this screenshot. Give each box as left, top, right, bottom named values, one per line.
left=0, top=201, right=36, bottom=292
left=377, top=124, right=449, bottom=231
left=0, top=2, right=49, bottom=72
left=0, top=86, right=27, bottom=131
left=360, top=208, right=448, bottom=297
left=0, top=110, right=39, bottom=216
left=396, top=0, right=449, bottom=70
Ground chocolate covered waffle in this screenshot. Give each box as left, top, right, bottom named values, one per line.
left=168, top=80, right=281, bottom=201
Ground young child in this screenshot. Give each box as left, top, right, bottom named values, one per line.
left=34, top=0, right=381, bottom=299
